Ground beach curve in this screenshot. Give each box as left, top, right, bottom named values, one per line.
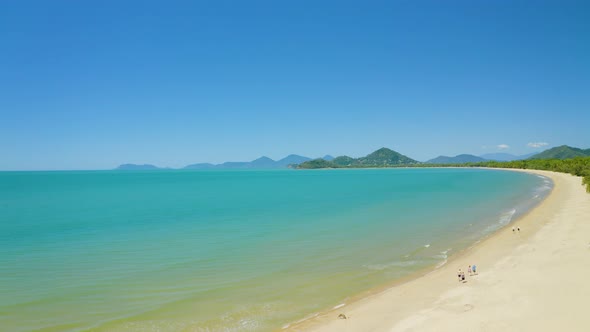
left=287, top=169, right=590, bottom=332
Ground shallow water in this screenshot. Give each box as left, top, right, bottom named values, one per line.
left=0, top=168, right=550, bottom=331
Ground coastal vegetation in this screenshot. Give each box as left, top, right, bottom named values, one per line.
left=296, top=146, right=590, bottom=192
left=473, top=157, right=590, bottom=192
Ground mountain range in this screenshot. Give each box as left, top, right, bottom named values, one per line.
left=425, top=152, right=537, bottom=164
left=115, top=145, right=590, bottom=170
left=183, top=154, right=312, bottom=169
left=426, top=154, right=487, bottom=164
left=116, top=154, right=318, bottom=170
left=478, top=152, right=537, bottom=161
left=116, top=164, right=166, bottom=170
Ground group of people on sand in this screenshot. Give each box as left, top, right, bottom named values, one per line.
left=455, top=225, right=522, bottom=283
left=457, top=264, right=477, bottom=282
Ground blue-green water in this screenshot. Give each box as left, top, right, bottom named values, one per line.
left=0, top=168, right=551, bottom=331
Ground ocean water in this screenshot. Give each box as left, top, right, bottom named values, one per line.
left=0, top=168, right=551, bottom=331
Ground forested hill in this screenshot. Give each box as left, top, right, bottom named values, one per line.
left=529, top=145, right=590, bottom=160
left=297, top=148, right=418, bottom=168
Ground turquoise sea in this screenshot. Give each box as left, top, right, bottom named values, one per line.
left=0, top=168, right=551, bottom=331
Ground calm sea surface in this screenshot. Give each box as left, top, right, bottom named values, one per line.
left=0, top=168, right=551, bottom=331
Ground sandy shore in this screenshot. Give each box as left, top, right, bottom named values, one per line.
left=288, top=170, right=590, bottom=332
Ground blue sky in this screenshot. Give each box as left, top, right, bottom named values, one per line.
left=1, top=0, right=589, bottom=170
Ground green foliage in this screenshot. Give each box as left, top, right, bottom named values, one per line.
left=332, top=156, right=355, bottom=167
left=529, top=145, right=590, bottom=160
left=297, top=159, right=338, bottom=169
left=296, top=147, right=590, bottom=193
left=356, top=147, right=418, bottom=166
left=472, top=156, right=590, bottom=192
left=298, top=148, right=418, bottom=169
left=583, top=176, right=590, bottom=193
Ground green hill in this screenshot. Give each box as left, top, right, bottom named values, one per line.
left=356, top=148, right=418, bottom=166
left=297, top=148, right=418, bottom=169
left=529, top=145, right=590, bottom=160
left=332, top=156, right=355, bottom=167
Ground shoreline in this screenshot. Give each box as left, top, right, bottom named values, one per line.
left=285, top=169, right=590, bottom=331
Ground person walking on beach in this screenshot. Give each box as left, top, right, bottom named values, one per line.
left=458, top=269, right=462, bottom=282
left=512, top=227, right=515, bottom=233
left=517, top=227, right=521, bottom=232
left=468, top=265, right=472, bottom=276
left=472, top=264, right=477, bottom=275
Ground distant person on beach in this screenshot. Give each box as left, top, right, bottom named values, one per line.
left=468, top=265, right=472, bottom=276
left=458, top=269, right=462, bottom=282
left=461, top=270, right=466, bottom=282
left=517, top=227, right=521, bottom=232
left=512, top=227, right=515, bottom=233
left=472, top=264, right=477, bottom=274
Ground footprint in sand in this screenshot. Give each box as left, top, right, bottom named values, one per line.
left=438, top=302, right=475, bottom=314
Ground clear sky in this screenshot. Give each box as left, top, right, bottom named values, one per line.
left=1, top=0, right=589, bottom=170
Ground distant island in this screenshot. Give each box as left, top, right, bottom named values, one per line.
left=115, top=164, right=163, bottom=170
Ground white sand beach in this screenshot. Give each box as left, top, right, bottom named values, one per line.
left=289, top=170, right=590, bottom=332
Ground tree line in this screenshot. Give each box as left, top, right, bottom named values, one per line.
left=298, top=156, right=590, bottom=193
left=439, top=157, right=590, bottom=193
